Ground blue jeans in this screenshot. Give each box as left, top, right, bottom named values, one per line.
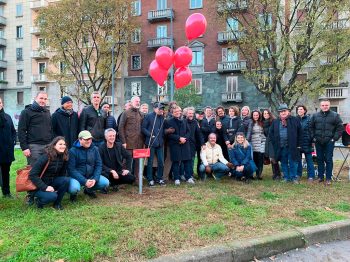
left=315, top=141, right=335, bottom=181
left=172, top=160, right=192, bottom=181
left=297, top=152, right=315, bottom=179
left=34, top=177, right=70, bottom=206
left=280, top=147, right=298, bottom=181
left=68, top=176, right=110, bottom=194
left=199, top=162, right=230, bottom=179
left=146, top=146, right=164, bottom=182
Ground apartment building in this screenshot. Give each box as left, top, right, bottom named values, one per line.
left=124, top=0, right=270, bottom=110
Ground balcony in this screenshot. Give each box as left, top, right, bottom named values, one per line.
left=30, top=26, right=41, bottom=35
left=217, top=60, right=247, bottom=73
left=32, top=74, right=49, bottom=83
left=148, top=9, right=174, bottom=23
left=222, top=92, right=243, bottom=103
left=0, top=60, right=7, bottom=69
left=0, top=0, right=7, bottom=4
left=31, top=50, right=49, bottom=59
left=325, top=19, right=350, bottom=30
left=320, top=87, right=349, bottom=99
left=0, top=38, right=6, bottom=46
left=156, top=95, right=169, bottom=103
left=0, top=81, right=7, bottom=89
left=217, top=30, right=245, bottom=44
left=30, top=0, right=47, bottom=10
left=0, top=16, right=6, bottom=26
left=147, top=37, right=174, bottom=49
left=217, top=0, right=248, bottom=13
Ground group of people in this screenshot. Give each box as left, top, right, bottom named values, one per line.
left=0, top=91, right=344, bottom=210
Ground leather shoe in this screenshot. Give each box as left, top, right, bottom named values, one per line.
left=53, top=204, right=64, bottom=210
left=84, top=188, right=97, bottom=199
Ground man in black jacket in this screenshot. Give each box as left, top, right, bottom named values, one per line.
left=201, top=106, right=215, bottom=142
left=141, top=102, right=165, bottom=187
left=310, top=99, right=343, bottom=185
left=18, top=91, right=53, bottom=165
left=52, top=96, right=79, bottom=148
left=98, top=128, right=134, bottom=191
left=79, top=91, right=106, bottom=146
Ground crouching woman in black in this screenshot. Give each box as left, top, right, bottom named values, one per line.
left=29, top=136, right=70, bottom=210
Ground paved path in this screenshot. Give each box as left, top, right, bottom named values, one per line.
left=261, top=240, right=350, bottom=262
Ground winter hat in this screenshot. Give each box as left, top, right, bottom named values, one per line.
left=61, top=96, right=73, bottom=105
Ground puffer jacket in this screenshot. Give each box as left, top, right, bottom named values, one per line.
left=118, top=107, right=144, bottom=149
left=251, top=123, right=266, bottom=153
left=200, top=141, right=228, bottom=166
left=298, top=115, right=313, bottom=153
left=310, top=110, right=343, bottom=145
left=240, top=116, right=253, bottom=141
left=29, top=153, right=67, bottom=191
left=68, top=140, right=102, bottom=185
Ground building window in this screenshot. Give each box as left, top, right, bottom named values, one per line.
left=17, top=91, right=24, bottom=105
left=222, top=48, right=238, bottom=62
left=132, top=0, right=141, bottom=16
left=226, top=17, right=239, bottom=31
left=39, top=63, right=46, bottom=74
left=226, top=76, right=238, bottom=93
left=0, top=30, right=3, bottom=38
left=191, top=78, right=202, bottom=94
left=131, top=81, right=142, bottom=96
left=157, top=0, right=167, bottom=10
left=16, top=4, right=23, bottom=17
left=131, top=28, right=141, bottom=43
left=0, top=48, right=4, bottom=60
left=16, top=48, right=23, bottom=61
left=0, top=6, right=3, bottom=16
left=0, top=71, right=5, bottom=81
left=16, top=26, right=23, bottom=39
left=60, top=61, right=67, bottom=73
left=38, top=38, right=46, bottom=49
left=190, top=0, right=203, bottom=9
left=39, top=86, right=46, bottom=91
left=131, top=55, right=141, bottom=70
left=258, top=13, right=272, bottom=31
left=258, top=46, right=271, bottom=61
left=156, top=25, right=167, bottom=38
left=82, top=61, right=90, bottom=73
left=191, top=49, right=203, bottom=66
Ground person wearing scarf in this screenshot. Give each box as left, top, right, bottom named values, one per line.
left=268, top=104, right=302, bottom=183
left=52, top=96, right=79, bottom=149
left=0, top=97, right=16, bottom=197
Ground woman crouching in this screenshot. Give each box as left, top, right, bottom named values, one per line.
left=229, top=132, right=256, bottom=183
left=29, top=136, right=70, bottom=210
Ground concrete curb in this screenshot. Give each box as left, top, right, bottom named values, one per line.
left=150, top=219, right=350, bottom=262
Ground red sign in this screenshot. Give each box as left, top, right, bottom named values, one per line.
left=133, top=148, right=150, bottom=159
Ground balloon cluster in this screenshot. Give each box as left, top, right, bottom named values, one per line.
left=149, top=13, right=207, bottom=89
left=346, top=123, right=350, bottom=135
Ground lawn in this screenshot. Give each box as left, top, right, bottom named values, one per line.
left=0, top=150, right=350, bottom=262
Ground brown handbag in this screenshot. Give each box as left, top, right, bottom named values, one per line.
left=16, top=161, right=50, bottom=192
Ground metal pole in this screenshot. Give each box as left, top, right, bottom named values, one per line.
left=138, top=158, right=144, bottom=194
left=170, top=0, right=174, bottom=101
left=111, top=45, right=115, bottom=116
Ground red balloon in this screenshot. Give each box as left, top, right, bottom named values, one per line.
left=174, top=46, right=193, bottom=68
left=155, top=46, right=174, bottom=70
left=185, top=13, right=207, bottom=41
left=174, top=67, right=192, bottom=89
left=149, top=60, right=168, bottom=86
left=346, top=123, right=350, bottom=135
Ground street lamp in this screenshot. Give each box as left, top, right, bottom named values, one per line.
left=111, top=41, right=126, bottom=116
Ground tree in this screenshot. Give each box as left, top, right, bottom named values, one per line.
left=216, top=0, right=350, bottom=111
left=174, top=84, right=202, bottom=109
left=37, top=0, right=136, bottom=104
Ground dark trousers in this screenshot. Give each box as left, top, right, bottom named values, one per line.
left=146, top=146, right=164, bottom=182
left=108, top=173, right=135, bottom=186
left=271, top=161, right=281, bottom=178
left=172, top=160, right=192, bottom=181
left=315, top=141, right=335, bottom=181
left=234, top=165, right=254, bottom=179
left=253, top=152, right=264, bottom=177
left=34, top=177, right=70, bottom=206
left=0, top=163, right=11, bottom=195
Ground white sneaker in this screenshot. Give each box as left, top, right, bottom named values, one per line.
left=174, top=179, right=181, bottom=186
left=187, top=178, right=195, bottom=184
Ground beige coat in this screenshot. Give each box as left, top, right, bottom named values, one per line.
left=200, top=142, right=228, bottom=166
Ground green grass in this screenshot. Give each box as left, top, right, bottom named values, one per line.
left=0, top=151, right=350, bottom=261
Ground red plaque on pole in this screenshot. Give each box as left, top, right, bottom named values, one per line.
left=133, top=148, right=150, bottom=159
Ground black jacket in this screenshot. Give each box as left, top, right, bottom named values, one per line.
left=310, top=110, right=343, bottom=145
left=52, top=108, right=79, bottom=148
left=18, top=104, right=53, bottom=150
left=0, top=111, right=16, bottom=164
left=269, top=116, right=302, bottom=161
left=241, top=116, right=253, bottom=141
left=226, top=117, right=243, bottom=144
left=200, top=117, right=215, bottom=141
left=298, top=115, right=313, bottom=153
left=98, top=142, right=132, bottom=176
left=29, top=154, right=68, bottom=191
left=187, top=118, right=204, bottom=157
left=141, top=112, right=165, bottom=148
left=79, top=105, right=106, bottom=141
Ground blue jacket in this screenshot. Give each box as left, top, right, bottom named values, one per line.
left=0, top=112, right=16, bottom=164
left=141, top=112, right=165, bottom=148
left=298, top=115, right=313, bottom=153
left=68, top=140, right=102, bottom=184
left=229, top=144, right=253, bottom=166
